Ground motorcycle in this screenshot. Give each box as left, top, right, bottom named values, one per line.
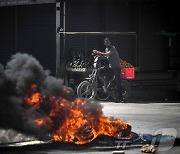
left=77, top=54, right=130, bottom=102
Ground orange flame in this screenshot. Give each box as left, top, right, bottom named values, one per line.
left=51, top=99, right=128, bottom=144
left=35, top=117, right=53, bottom=127
left=24, top=84, right=129, bottom=145
left=35, top=118, right=44, bottom=126
left=24, top=84, right=44, bottom=108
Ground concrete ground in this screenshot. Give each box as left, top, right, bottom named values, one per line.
left=1, top=102, right=180, bottom=154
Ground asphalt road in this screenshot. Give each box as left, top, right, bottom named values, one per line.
left=102, top=102, right=180, bottom=138
left=1, top=102, right=180, bottom=154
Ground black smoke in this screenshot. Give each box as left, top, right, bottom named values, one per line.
left=0, top=53, right=75, bottom=139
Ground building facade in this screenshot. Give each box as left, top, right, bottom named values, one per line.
left=0, top=0, right=179, bottom=77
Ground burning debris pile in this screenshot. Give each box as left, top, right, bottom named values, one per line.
left=0, top=53, right=130, bottom=145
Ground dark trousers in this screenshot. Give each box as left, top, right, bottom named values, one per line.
left=112, top=68, right=122, bottom=100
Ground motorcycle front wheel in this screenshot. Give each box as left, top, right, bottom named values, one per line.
left=77, top=81, right=96, bottom=99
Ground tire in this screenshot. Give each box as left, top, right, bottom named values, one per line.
left=77, top=81, right=96, bottom=99
left=121, top=80, right=130, bottom=101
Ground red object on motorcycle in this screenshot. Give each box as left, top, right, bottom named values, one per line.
left=121, top=68, right=135, bottom=79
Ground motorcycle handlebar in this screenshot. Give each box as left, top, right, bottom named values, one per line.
left=91, top=52, right=105, bottom=57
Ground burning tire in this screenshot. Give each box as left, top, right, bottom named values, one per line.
left=77, top=81, right=97, bottom=99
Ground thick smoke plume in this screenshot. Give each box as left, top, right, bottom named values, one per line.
left=0, top=53, right=126, bottom=145
left=0, top=53, right=75, bottom=140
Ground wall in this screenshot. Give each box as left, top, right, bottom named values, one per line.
left=0, top=3, right=56, bottom=75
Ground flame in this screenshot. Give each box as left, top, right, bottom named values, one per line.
left=24, top=84, right=129, bottom=145
left=35, top=117, right=53, bottom=127
left=35, top=118, right=44, bottom=126
left=24, top=84, right=44, bottom=108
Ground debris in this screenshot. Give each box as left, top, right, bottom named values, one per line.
left=140, top=144, right=155, bottom=153
left=112, top=151, right=125, bottom=154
